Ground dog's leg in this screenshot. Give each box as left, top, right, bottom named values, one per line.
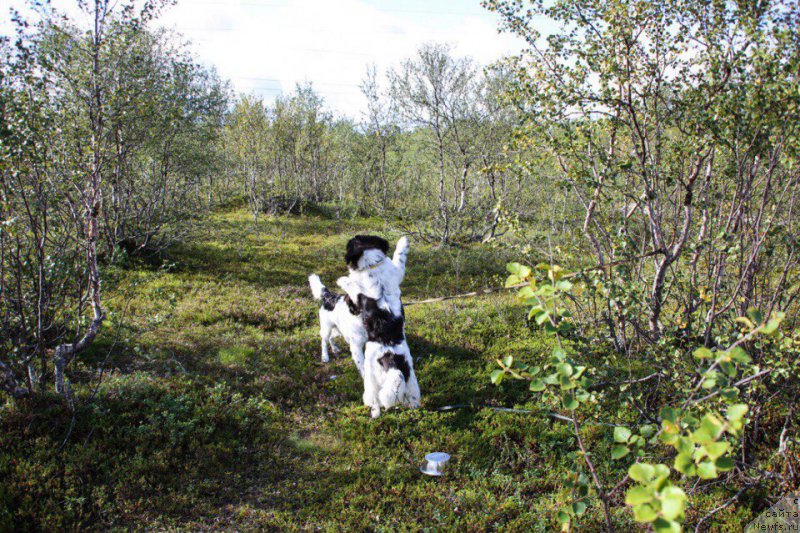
left=328, top=339, right=341, bottom=356
left=336, top=276, right=362, bottom=302
left=328, top=327, right=341, bottom=356
left=404, top=368, right=421, bottom=408
left=349, top=341, right=365, bottom=378
left=319, top=311, right=332, bottom=363
left=362, top=344, right=381, bottom=418
left=379, top=370, right=406, bottom=410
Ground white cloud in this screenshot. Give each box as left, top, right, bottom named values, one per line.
left=1, top=0, right=525, bottom=119
left=157, top=0, right=523, bottom=118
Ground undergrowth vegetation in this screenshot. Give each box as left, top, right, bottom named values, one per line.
left=0, top=208, right=786, bottom=530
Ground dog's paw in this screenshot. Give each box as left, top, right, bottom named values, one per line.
left=321, top=354, right=330, bottom=363
left=396, top=236, right=409, bottom=252
left=370, top=405, right=381, bottom=419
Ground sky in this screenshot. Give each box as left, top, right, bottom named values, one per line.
left=1, top=0, right=526, bottom=119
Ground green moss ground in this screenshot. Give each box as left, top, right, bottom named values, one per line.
left=0, top=209, right=755, bottom=531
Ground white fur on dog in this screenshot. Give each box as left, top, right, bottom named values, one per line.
left=308, top=274, right=368, bottom=376
left=363, top=341, right=421, bottom=419
left=345, top=236, right=408, bottom=316
left=337, top=271, right=421, bottom=418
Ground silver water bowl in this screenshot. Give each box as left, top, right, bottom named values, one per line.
left=420, top=452, right=450, bottom=476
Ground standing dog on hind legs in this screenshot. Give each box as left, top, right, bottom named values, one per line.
left=307, top=235, right=410, bottom=378
left=336, top=277, right=421, bottom=418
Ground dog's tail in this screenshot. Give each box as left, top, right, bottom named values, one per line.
left=308, top=274, right=327, bottom=300
left=379, top=369, right=407, bottom=409
left=392, top=236, right=409, bottom=282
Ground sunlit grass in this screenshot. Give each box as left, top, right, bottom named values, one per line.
left=0, top=208, right=751, bottom=530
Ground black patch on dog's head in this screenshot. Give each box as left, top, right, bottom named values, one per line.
left=345, top=235, right=389, bottom=270
left=378, top=351, right=411, bottom=382
left=357, top=294, right=405, bottom=345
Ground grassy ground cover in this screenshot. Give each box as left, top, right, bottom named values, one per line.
left=0, top=209, right=756, bottom=531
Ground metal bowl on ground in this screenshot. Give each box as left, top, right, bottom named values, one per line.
left=420, top=452, right=450, bottom=476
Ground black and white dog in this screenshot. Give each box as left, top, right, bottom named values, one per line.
left=308, top=235, right=409, bottom=378
left=336, top=276, right=421, bottom=418
left=308, top=274, right=366, bottom=374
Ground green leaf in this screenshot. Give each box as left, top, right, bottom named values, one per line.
left=518, top=286, right=535, bottom=299
left=693, top=347, right=712, bottom=359
left=660, top=424, right=679, bottom=445
left=639, top=424, right=656, bottom=438
left=558, top=374, right=577, bottom=390
left=543, top=373, right=559, bottom=385
left=629, top=463, right=654, bottom=483
left=700, top=414, right=724, bottom=440
left=490, top=369, right=504, bottom=385
left=660, top=486, right=687, bottom=521
left=632, top=503, right=658, bottom=523
left=529, top=378, right=546, bottom=392
left=697, top=461, right=717, bottom=479
left=690, top=427, right=713, bottom=445
left=572, top=501, right=587, bottom=516
left=701, top=372, right=718, bottom=389
left=507, top=262, right=531, bottom=279
left=614, top=426, right=632, bottom=443
left=715, top=456, right=735, bottom=471
left=501, top=356, right=513, bottom=368
left=555, top=279, right=573, bottom=291
left=653, top=518, right=681, bottom=533
left=505, top=274, right=521, bottom=288
left=705, top=441, right=729, bottom=460
left=728, top=347, right=752, bottom=364
left=762, top=311, right=786, bottom=335
left=556, top=510, right=570, bottom=524
left=676, top=436, right=693, bottom=456
left=563, top=395, right=579, bottom=410
left=746, top=307, right=764, bottom=325
left=611, top=444, right=630, bottom=459
left=552, top=347, right=566, bottom=361
left=557, top=363, right=574, bottom=377
left=720, top=360, right=737, bottom=378
left=727, top=404, right=748, bottom=422
left=721, top=387, right=739, bottom=401
left=660, top=407, right=678, bottom=423
left=674, top=453, right=695, bottom=475
left=625, top=486, right=653, bottom=506
left=535, top=311, right=551, bottom=325
left=653, top=464, right=671, bottom=483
